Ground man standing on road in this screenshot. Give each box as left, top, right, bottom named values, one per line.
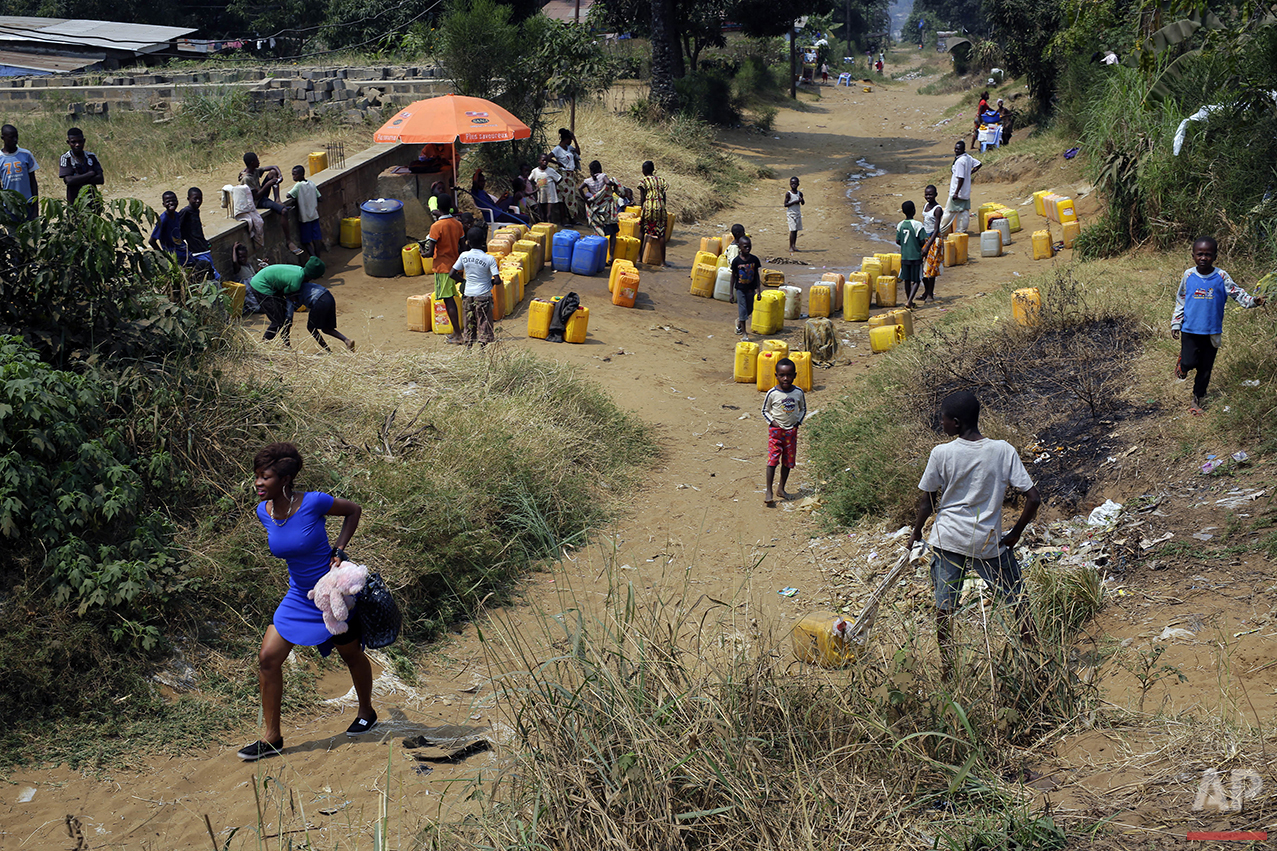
left=59, top=127, right=104, bottom=209
left=938, top=140, right=981, bottom=236
left=0, top=124, right=39, bottom=220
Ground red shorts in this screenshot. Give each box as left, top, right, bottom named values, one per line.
left=767, top=425, right=798, bottom=469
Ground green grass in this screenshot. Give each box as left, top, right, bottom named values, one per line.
left=0, top=342, right=655, bottom=772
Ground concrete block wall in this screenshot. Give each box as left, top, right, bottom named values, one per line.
left=204, top=141, right=424, bottom=276
left=0, top=65, right=449, bottom=122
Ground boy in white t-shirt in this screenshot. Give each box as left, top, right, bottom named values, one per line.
left=909, top=391, right=1040, bottom=676
left=449, top=226, right=500, bottom=348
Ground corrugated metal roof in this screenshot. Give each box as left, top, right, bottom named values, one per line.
left=0, top=16, right=195, bottom=53
left=541, top=0, right=594, bottom=22
left=0, top=48, right=101, bottom=73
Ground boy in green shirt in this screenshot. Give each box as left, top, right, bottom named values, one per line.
left=251, top=257, right=325, bottom=345
left=897, top=200, right=926, bottom=308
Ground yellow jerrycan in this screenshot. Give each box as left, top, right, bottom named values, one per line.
left=308, top=150, right=328, bottom=175
left=564, top=305, right=589, bottom=343
left=869, top=323, right=903, bottom=353
left=809, top=284, right=833, bottom=318
left=761, top=339, right=788, bottom=358
left=690, top=262, right=717, bottom=298
left=1032, top=189, right=1052, bottom=217
left=430, top=294, right=461, bottom=336
left=890, top=308, right=914, bottom=339
left=339, top=217, right=361, bottom=248
left=843, top=281, right=870, bottom=321
left=406, top=294, right=431, bottom=332
left=1032, top=230, right=1054, bottom=260
left=527, top=298, right=554, bottom=339
left=790, top=350, right=813, bottom=392
left=791, top=611, right=857, bottom=667
left=734, top=341, right=759, bottom=383
left=1013, top=287, right=1042, bottom=327
left=402, top=243, right=425, bottom=277
left=874, top=275, right=898, bottom=308
left=609, top=259, right=635, bottom=293
left=1061, top=220, right=1081, bottom=248
left=860, top=257, right=882, bottom=286
left=700, top=236, right=722, bottom=256
left=756, top=350, right=780, bottom=392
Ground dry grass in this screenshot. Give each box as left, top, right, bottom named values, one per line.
left=12, top=99, right=368, bottom=194
left=174, top=337, right=656, bottom=643
left=396, top=540, right=1093, bottom=851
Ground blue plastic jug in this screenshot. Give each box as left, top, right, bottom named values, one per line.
left=571, top=235, right=608, bottom=276
left=552, top=230, right=582, bottom=272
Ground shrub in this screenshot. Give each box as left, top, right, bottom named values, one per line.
left=674, top=68, right=741, bottom=126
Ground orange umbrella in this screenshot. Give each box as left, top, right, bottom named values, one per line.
left=372, top=95, right=532, bottom=145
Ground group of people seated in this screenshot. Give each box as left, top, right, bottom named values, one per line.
left=445, top=128, right=635, bottom=231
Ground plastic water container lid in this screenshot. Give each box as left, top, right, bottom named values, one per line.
left=360, top=198, right=404, bottom=214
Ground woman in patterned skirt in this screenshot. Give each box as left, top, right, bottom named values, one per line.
left=637, top=160, right=668, bottom=265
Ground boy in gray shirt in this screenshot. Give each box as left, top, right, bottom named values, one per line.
left=909, top=391, right=1040, bottom=677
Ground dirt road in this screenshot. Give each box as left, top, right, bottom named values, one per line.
left=7, top=66, right=1272, bottom=850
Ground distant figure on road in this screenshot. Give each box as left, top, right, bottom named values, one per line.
left=784, top=176, right=805, bottom=254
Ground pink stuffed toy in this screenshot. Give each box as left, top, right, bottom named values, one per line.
left=308, top=561, right=369, bottom=634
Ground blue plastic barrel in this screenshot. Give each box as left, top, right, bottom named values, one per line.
left=360, top=199, right=406, bottom=277
left=552, top=230, right=582, bottom=272
left=571, top=235, right=608, bottom=276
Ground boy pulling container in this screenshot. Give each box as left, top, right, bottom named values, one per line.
left=762, top=358, right=806, bottom=507
left=897, top=200, right=926, bottom=308
left=1171, top=236, right=1266, bottom=413
left=910, top=391, right=1040, bottom=679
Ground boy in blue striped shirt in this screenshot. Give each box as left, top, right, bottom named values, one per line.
left=1171, top=237, right=1266, bottom=413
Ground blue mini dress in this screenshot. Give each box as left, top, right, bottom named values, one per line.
left=257, top=491, right=348, bottom=652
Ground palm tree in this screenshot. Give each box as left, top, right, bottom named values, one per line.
left=649, top=0, right=678, bottom=110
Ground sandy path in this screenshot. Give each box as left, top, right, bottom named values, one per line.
left=2, top=69, right=1104, bottom=849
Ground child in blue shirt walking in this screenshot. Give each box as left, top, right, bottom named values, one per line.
left=1171, top=237, right=1265, bottom=413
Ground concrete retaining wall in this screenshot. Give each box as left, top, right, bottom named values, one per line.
left=205, top=141, right=427, bottom=275
left=0, top=65, right=451, bottom=124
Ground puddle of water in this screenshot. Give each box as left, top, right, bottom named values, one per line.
left=845, top=157, right=893, bottom=245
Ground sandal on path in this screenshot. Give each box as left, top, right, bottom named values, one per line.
left=237, top=738, right=284, bottom=761
left=346, top=711, right=378, bottom=737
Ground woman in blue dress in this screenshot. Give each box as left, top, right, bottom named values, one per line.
left=238, top=442, right=377, bottom=761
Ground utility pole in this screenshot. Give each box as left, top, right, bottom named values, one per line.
left=846, top=0, right=853, bottom=60
left=781, top=23, right=791, bottom=99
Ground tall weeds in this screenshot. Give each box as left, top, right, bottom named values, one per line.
left=443, top=553, right=1093, bottom=850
